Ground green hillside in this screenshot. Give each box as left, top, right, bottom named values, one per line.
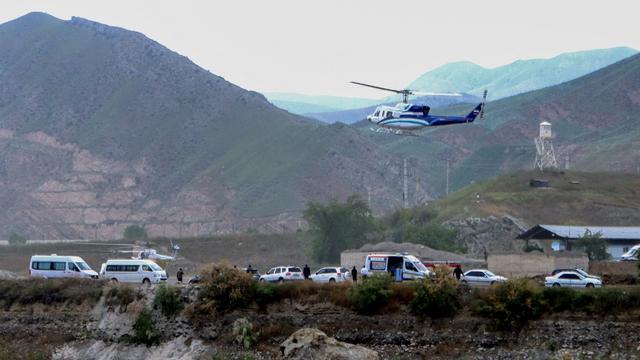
left=408, top=47, right=637, bottom=99
left=431, top=170, right=640, bottom=227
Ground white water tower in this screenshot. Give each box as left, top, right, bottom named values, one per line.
left=534, top=121, right=558, bottom=171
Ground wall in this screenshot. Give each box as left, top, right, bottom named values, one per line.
left=590, top=261, right=638, bottom=276
left=488, top=252, right=589, bottom=277
left=341, top=252, right=368, bottom=270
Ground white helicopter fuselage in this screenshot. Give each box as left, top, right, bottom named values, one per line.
left=367, top=103, right=431, bottom=130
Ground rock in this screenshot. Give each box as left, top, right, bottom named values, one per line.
left=281, top=328, right=379, bottom=360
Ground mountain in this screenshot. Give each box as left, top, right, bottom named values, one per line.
left=407, top=47, right=637, bottom=99
left=362, top=52, right=640, bottom=198
left=306, top=93, right=481, bottom=124
left=0, top=13, right=431, bottom=239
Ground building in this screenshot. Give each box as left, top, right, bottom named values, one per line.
left=517, top=224, right=640, bottom=259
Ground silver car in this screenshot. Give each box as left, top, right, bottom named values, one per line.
left=461, top=269, right=508, bottom=286
left=545, top=271, right=602, bottom=288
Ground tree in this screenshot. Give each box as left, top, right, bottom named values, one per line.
left=8, top=232, right=26, bottom=246
left=575, top=230, right=609, bottom=261
left=123, top=225, right=148, bottom=240
left=303, top=195, right=376, bottom=262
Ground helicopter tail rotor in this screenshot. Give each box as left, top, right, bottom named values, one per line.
left=479, top=89, right=488, bottom=119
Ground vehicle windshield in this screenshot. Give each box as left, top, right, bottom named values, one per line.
left=288, top=267, right=301, bottom=272
left=149, top=263, right=162, bottom=271
left=576, top=269, right=589, bottom=277
left=413, top=261, right=428, bottom=272
left=75, top=262, right=91, bottom=271
left=484, top=270, right=496, bottom=277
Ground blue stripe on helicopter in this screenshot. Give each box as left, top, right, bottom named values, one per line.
left=378, top=119, right=429, bottom=126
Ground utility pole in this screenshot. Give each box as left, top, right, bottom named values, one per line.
left=446, top=160, right=450, bottom=195
left=366, top=186, right=372, bottom=210
left=565, top=154, right=570, bottom=170
left=403, top=158, right=408, bottom=208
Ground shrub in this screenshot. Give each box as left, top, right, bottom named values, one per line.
left=542, top=287, right=578, bottom=313
left=233, top=318, right=258, bottom=349
left=186, top=263, right=256, bottom=323
left=153, top=284, right=183, bottom=317
left=129, top=308, right=161, bottom=346
left=0, top=279, right=103, bottom=309
left=347, top=274, right=393, bottom=315
left=8, top=232, right=26, bottom=246
left=472, top=279, right=544, bottom=331
left=254, top=282, right=280, bottom=311
left=105, top=284, right=143, bottom=312
left=123, top=225, right=147, bottom=240
left=409, top=269, right=460, bottom=319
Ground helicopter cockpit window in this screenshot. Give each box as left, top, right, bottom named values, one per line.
left=374, top=110, right=380, bottom=117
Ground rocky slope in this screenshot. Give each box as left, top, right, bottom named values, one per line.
left=0, top=13, right=431, bottom=239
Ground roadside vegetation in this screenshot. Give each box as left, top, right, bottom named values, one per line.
left=0, top=278, right=103, bottom=310
left=304, top=195, right=461, bottom=263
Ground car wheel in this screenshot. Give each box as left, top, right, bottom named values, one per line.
left=329, top=278, right=336, bottom=283
left=586, top=283, right=594, bottom=288
left=142, top=278, right=150, bottom=285
left=278, top=278, right=284, bottom=283
left=490, top=281, right=496, bottom=286
left=260, top=278, right=265, bottom=282
left=110, top=278, right=118, bottom=283
left=552, top=283, right=561, bottom=288
left=461, top=280, right=467, bottom=284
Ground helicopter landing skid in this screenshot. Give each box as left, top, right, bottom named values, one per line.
left=370, top=127, right=420, bottom=136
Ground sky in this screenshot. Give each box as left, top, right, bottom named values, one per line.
left=1, top=0, right=639, bottom=98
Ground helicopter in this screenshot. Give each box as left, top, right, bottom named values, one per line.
left=351, top=81, right=487, bottom=136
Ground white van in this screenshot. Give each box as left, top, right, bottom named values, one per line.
left=29, top=254, right=99, bottom=279
left=100, top=259, right=167, bottom=284
left=361, top=253, right=433, bottom=280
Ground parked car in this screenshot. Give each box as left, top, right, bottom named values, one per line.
left=310, top=267, right=351, bottom=283
left=360, top=253, right=433, bottom=280
left=242, top=267, right=261, bottom=280
left=545, top=271, right=602, bottom=288
left=30, top=254, right=99, bottom=279
left=259, top=266, right=303, bottom=283
left=621, top=244, right=640, bottom=261
left=100, top=259, right=167, bottom=284
left=551, top=268, right=601, bottom=281
left=461, top=269, right=507, bottom=286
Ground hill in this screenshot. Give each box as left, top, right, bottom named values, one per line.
left=0, top=13, right=431, bottom=239
left=432, top=170, right=640, bottom=226
left=407, top=47, right=637, bottom=99
left=264, top=92, right=380, bottom=114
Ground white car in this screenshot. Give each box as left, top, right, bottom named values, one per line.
left=310, top=267, right=351, bottom=283
left=545, top=271, right=602, bottom=288
left=259, top=266, right=303, bottom=283
left=462, top=269, right=508, bottom=286
left=621, top=244, right=640, bottom=261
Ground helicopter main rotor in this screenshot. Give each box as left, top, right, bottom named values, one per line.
left=350, top=81, right=462, bottom=103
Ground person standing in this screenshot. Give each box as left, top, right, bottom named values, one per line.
left=303, top=264, right=311, bottom=280
left=177, top=268, right=184, bottom=283
left=351, top=266, right=358, bottom=283
left=453, top=264, right=463, bottom=281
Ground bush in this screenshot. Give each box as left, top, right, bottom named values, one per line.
left=347, top=274, right=393, bottom=315
left=153, top=284, right=183, bottom=317
left=8, top=232, right=26, bottom=246
left=254, top=282, right=280, bottom=311
left=542, top=287, right=578, bottom=313
left=233, top=318, right=258, bottom=349
left=105, top=284, right=143, bottom=312
left=123, top=225, right=147, bottom=240
left=186, top=263, right=256, bottom=323
left=472, top=279, right=545, bottom=331
left=409, top=267, right=460, bottom=319
left=129, top=308, right=161, bottom=346
left=0, top=279, right=103, bottom=309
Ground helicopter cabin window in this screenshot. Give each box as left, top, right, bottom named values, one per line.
left=385, top=111, right=392, bottom=118
left=373, top=110, right=380, bottom=117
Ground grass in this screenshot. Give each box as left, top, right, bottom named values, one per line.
left=0, top=278, right=104, bottom=310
